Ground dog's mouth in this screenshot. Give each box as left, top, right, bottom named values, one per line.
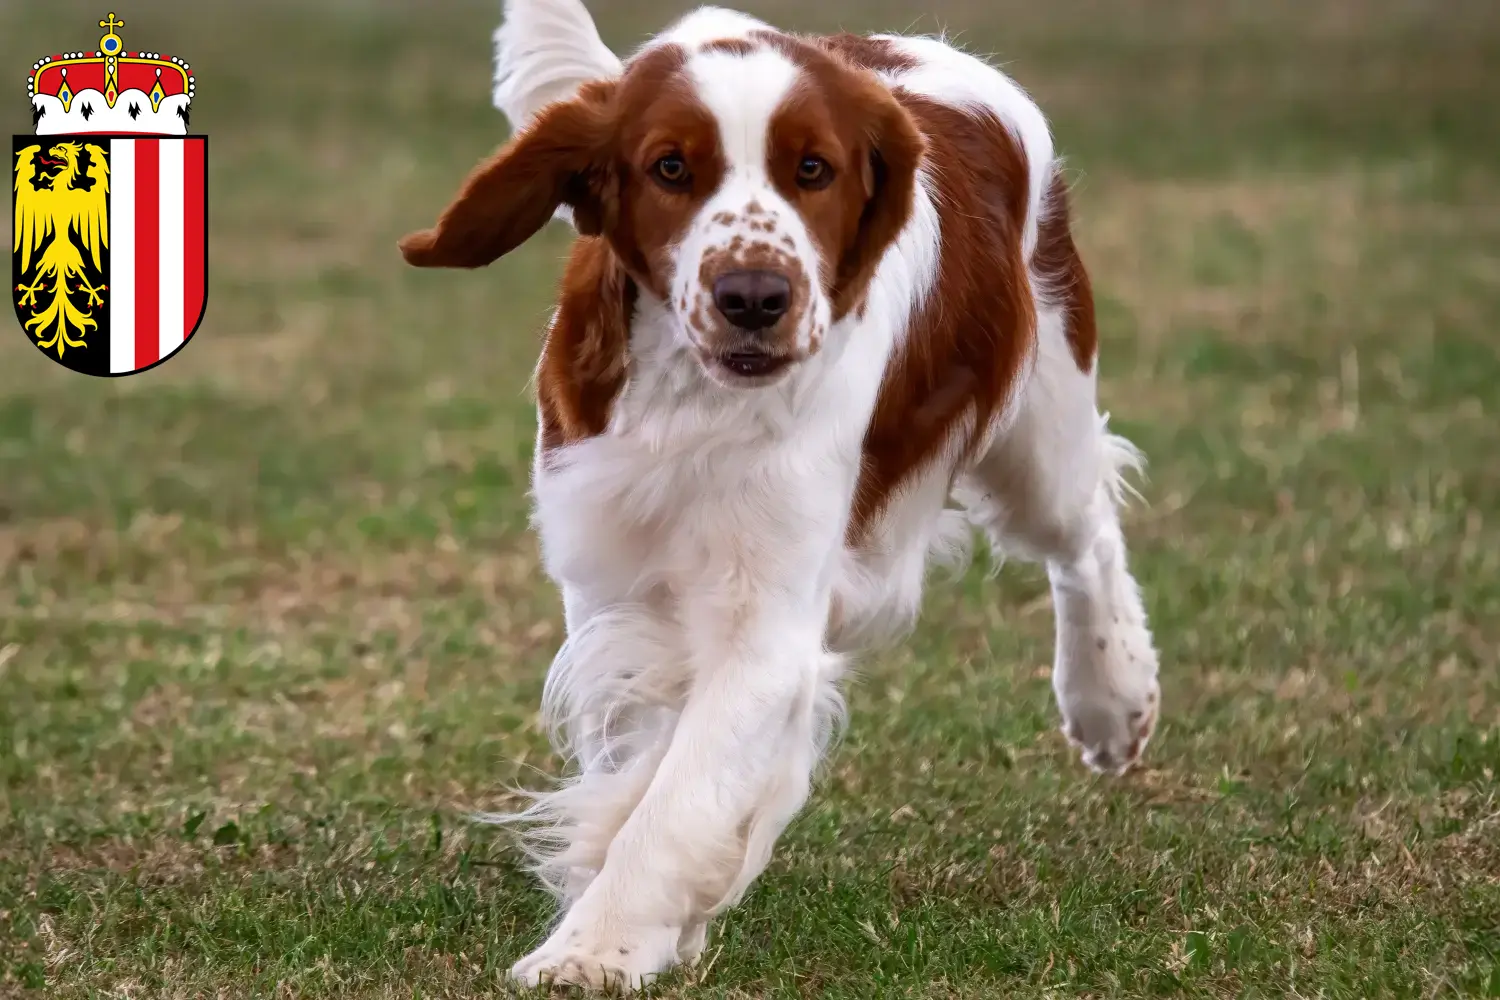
left=716, top=350, right=793, bottom=380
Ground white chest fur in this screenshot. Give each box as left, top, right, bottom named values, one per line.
left=531, top=302, right=867, bottom=620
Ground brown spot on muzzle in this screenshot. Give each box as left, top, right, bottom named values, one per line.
left=815, top=33, right=919, bottom=73
left=694, top=240, right=813, bottom=352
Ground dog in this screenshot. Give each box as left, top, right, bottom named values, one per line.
left=399, top=1, right=1161, bottom=990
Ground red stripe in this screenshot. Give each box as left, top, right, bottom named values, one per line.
left=183, top=139, right=205, bottom=339
left=134, top=139, right=160, bottom=368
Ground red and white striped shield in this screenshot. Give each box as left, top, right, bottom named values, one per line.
left=12, top=135, right=207, bottom=377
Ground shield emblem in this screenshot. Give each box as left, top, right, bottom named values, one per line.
left=15, top=13, right=206, bottom=377
left=12, top=134, right=207, bottom=377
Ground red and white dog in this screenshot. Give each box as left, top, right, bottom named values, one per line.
left=401, top=1, right=1161, bottom=990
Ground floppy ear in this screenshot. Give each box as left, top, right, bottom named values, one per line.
left=399, top=82, right=617, bottom=268
left=831, top=85, right=925, bottom=317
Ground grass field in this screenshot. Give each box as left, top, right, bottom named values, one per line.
left=2, top=0, right=1498, bottom=996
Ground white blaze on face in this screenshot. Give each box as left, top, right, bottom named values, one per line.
left=670, top=46, right=832, bottom=362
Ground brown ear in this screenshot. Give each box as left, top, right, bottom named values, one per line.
left=832, top=89, right=925, bottom=316
left=399, top=83, right=618, bottom=269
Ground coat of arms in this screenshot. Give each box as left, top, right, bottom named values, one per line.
left=13, top=13, right=207, bottom=376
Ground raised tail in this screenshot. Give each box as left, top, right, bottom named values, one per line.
left=492, top=0, right=624, bottom=131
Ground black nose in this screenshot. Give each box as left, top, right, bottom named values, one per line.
left=712, top=270, right=791, bottom=331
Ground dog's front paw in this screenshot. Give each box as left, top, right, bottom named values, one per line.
left=1054, top=601, right=1161, bottom=776
left=1058, top=672, right=1159, bottom=775
left=509, top=916, right=681, bottom=994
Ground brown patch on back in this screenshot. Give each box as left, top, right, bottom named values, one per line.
left=816, top=33, right=919, bottom=74
left=848, top=95, right=1038, bottom=545
left=701, top=37, right=757, bottom=56
left=1033, top=171, right=1097, bottom=372
left=536, top=237, right=635, bottom=453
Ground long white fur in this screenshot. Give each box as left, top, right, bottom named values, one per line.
left=492, top=0, right=622, bottom=127
left=487, top=4, right=1161, bottom=991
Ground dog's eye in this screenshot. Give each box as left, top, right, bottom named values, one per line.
left=654, top=154, right=690, bottom=188
left=796, top=156, right=832, bottom=189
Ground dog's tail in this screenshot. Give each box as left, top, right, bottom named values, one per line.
left=493, top=0, right=623, bottom=131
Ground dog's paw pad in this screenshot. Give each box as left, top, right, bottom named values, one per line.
left=1059, top=679, right=1160, bottom=776
left=510, top=921, right=681, bottom=995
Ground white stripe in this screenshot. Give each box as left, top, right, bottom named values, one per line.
left=109, top=140, right=136, bottom=374
left=158, top=140, right=185, bottom=357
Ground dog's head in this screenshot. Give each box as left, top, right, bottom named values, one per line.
left=400, top=20, right=924, bottom=388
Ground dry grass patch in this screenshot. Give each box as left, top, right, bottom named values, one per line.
left=1, top=513, right=552, bottom=626
left=1079, top=168, right=1366, bottom=347
left=1077, top=160, right=1498, bottom=356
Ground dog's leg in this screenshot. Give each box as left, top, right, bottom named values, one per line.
left=958, top=304, right=1160, bottom=775
left=499, top=588, right=676, bottom=909
left=509, top=580, right=839, bottom=991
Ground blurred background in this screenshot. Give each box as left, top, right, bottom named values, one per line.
left=2, top=1, right=1497, bottom=996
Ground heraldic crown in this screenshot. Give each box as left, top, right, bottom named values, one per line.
left=28, top=13, right=194, bottom=136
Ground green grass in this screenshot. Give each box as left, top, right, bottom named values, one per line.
left=2, top=0, right=1498, bottom=996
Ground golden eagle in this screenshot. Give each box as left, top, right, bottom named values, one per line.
left=13, top=142, right=110, bottom=357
